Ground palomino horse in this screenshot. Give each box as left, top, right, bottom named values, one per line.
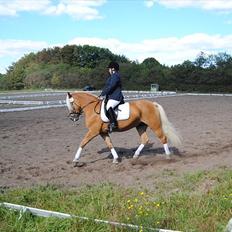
left=66, top=92, right=181, bottom=164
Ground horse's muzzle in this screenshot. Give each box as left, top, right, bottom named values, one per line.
left=68, top=113, right=80, bottom=122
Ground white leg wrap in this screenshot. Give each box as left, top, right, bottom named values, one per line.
left=111, top=148, right=118, bottom=160
left=163, top=143, right=171, bottom=155
left=73, top=147, right=82, bottom=162
left=134, top=144, right=145, bottom=156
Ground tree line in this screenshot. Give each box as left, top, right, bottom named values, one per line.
left=0, top=45, right=231, bottom=92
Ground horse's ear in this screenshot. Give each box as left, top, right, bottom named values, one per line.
left=67, top=92, right=74, bottom=103
left=67, top=92, right=72, bottom=98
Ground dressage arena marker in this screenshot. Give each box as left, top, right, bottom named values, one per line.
left=1, top=202, right=181, bottom=232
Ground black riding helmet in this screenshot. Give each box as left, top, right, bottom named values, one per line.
left=107, top=61, right=119, bottom=71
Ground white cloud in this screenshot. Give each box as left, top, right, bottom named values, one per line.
left=69, top=33, right=232, bottom=65
left=0, top=39, right=48, bottom=73
left=44, top=0, right=106, bottom=20
left=1, top=33, right=232, bottom=73
left=145, top=0, right=156, bottom=8
left=0, top=39, right=48, bottom=57
left=145, top=0, right=232, bottom=12
left=0, top=0, right=106, bottom=20
left=0, top=0, right=51, bottom=16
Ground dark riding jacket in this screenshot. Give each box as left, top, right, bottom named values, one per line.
left=100, top=72, right=124, bottom=102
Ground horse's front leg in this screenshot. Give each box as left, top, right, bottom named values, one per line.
left=73, top=130, right=99, bottom=163
left=100, top=133, right=119, bottom=164
left=133, top=124, right=149, bottom=159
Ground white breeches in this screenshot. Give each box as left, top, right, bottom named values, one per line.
left=106, top=99, right=120, bottom=110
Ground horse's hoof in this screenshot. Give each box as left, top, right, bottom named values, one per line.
left=112, top=159, right=119, bottom=164
left=133, top=154, right=139, bottom=159
left=73, top=161, right=85, bottom=167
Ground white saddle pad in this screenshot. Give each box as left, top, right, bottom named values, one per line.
left=100, top=101, right=130, bottom=122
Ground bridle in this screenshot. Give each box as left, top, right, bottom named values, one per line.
left=68, top=98, right=101, bottom=122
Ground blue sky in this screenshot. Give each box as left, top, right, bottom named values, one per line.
left=1, top=0, right=232, bottom=74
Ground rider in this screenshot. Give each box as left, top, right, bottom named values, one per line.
left=99, top=61, right=124, bottom=133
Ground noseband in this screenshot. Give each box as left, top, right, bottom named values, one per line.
left=68, top=99, right=100, bottom=123
left=68, top=112, right=81, bottom=122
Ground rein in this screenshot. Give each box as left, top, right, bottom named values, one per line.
left=82, top=99, right=101, bottom=112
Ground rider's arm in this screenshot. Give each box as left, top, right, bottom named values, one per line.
left=101, top=73, right=119, bottom=96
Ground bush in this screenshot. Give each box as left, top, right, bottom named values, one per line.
left=24, top=70, right=52, bottom=88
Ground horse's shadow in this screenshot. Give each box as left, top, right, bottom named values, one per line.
left=78, top=144, right=182, bottom=165
left=97, top=143, right=182, bottom=160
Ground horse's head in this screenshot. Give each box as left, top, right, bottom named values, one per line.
left=66, top=92, right=82, bottom=122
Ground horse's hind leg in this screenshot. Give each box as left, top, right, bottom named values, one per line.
left=100, top=133, right=119, bottom=163
left=133, top=123, right=149, bottom=159
left=150, top=126, right=171, bottom=157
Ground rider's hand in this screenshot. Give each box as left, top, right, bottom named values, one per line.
left=98, top=95, right=104, bottom=100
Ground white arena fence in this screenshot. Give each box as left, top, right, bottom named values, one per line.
left=0, top=202, right=181, bottom=232
left=1, top=202, right=231, bottom=231
left=0, top=100, right=65, bottom=105
left=0, top=91, right=176, bottom=113
left=0, top=92, right=65, bottom=99
left=0, top=91, right=231, bottom=113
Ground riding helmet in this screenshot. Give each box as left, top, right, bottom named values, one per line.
left=107, top=61, right=119, bottom=71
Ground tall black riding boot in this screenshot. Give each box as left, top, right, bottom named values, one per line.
left=107, top=107, right=118, bottom=133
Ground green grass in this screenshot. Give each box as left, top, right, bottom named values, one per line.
left=0, top=167, right=232, bottom=232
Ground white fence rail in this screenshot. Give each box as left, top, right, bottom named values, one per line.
left=0, top=91, right=231, bottom=113
left=2, top=202, right=231, bottom=231
left=0, top=91, right=177, bottom=113
left=1, top=202, right=181, bottom=232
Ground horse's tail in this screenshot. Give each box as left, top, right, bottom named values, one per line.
left=155, top=103, right=182, bottom=147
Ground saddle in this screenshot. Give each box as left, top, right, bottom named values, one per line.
left=100, top=100, right=130, bottom=123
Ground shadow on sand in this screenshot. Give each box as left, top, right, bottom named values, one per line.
left=74, top=144, right=182, bottom=167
